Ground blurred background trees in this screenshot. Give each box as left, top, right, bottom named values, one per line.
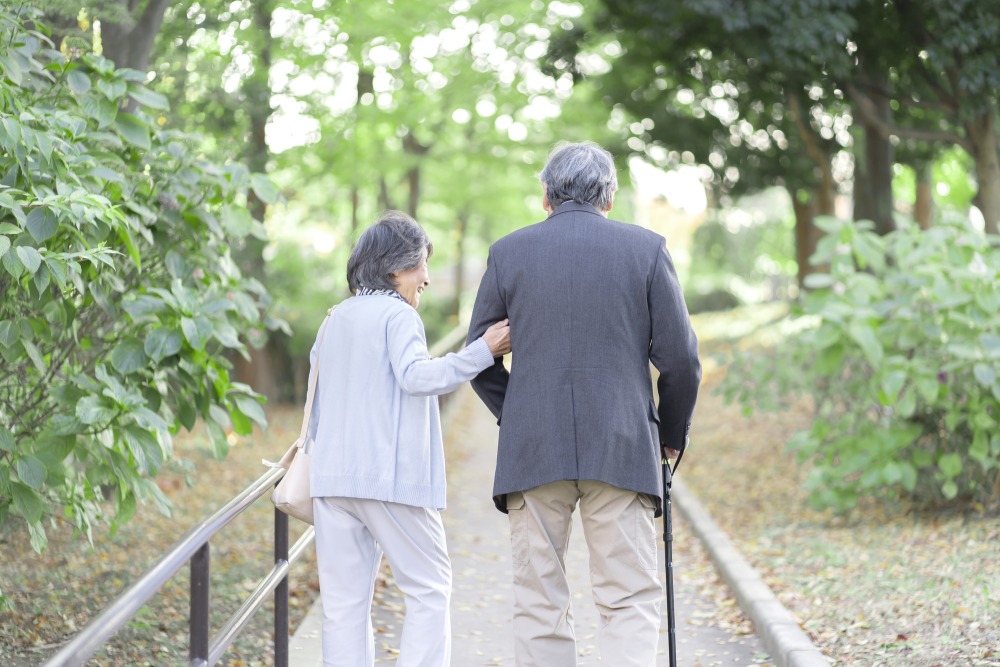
left=2, top=0, right=998, bottom=561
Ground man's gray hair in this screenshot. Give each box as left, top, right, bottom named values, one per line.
left=539, top=141, right=618, bottom=210
left=347, top=211, right=433, bottom=293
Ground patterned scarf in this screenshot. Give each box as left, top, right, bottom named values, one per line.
left=356, top=287, right=410, bottom=305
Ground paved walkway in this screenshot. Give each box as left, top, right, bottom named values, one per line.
left=291, top=387, right=770, bottom=666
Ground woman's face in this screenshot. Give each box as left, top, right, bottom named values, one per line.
left=393, top=250, right=430, bottom=308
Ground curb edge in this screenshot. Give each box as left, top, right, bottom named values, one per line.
left=672, top=476, right=832, bottom=667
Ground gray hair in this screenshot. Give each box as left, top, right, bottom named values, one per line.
left=539, top=141, right=618, bottom=210
left=347, top=211, right=433, bottom=293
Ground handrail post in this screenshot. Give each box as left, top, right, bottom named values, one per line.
left=190, top=543, right=210, bottom=665
left=274, top=505, right=290, bottom=667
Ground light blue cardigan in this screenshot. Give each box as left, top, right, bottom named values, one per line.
left=307, top=293, right=495, bottom=509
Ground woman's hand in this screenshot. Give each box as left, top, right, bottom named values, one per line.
left=482, top=319, right=511, bottom=357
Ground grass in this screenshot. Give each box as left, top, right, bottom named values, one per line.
left=0, top=406, right=318, bottom=667
left=686, top=306, right=1000, bottom=666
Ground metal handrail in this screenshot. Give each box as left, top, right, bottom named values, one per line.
left=42, top=321, right=471, bottom=667
left=43, top=468, right=285, bottom=667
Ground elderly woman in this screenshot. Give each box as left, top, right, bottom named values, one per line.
left=307, top=211, right=510, bottom=667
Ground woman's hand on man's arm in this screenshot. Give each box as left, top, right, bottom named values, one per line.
left=482, top=319, right=511, bottom=357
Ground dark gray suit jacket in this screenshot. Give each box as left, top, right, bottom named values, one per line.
left=468, top=201, right=702, bottom=515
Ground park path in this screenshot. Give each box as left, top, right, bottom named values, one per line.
left=292, top=386, right=772, bottom=666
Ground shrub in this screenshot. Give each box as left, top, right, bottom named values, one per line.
left=722, top=216, right=1000, bottom=511
left=0, top=3, right=279, bottom=576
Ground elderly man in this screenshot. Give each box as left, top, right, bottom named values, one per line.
left=467, top=141, right=701, bottom=667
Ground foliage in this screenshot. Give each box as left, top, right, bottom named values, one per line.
left=686, top=189, right=797, bottom=313
left=142, top=0, right=622, bottom=382
left=722, top=217, right=1000, bottom=511
left=0, top=2, right=277, bottom=579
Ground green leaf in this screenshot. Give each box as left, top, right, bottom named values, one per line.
left=96, top=77, right=127, bottom=101
left=144, top=328, right=183, bottom=362
left=116, top=489, right=137, bottom=524
left=250, top=174, right=280, bottom=205
left=180, top=316, right=213, bottom=350
left=0, top=52, right=25, bottom=85
left=126, top=84, right=168, bottom=110
left=232, top=394, right=267, bottom=429
left=33, top=265, right=50, bottom=293
left=2, top=248, right=24, bottom=278
left=899, top=461, right=918, bottom=491
left=847, top=319, right=882, bottom=367
left=27, top=521, right=47, bottom=554
left=0, top=235, right=9, bottom=258
left=110, top=337, right=148, bottom=374
left=67, top=69, right=91, bottom=94
left=0, top=425, right=14, bottom=452
left=938, top=453, right=962, bottom=479
left=114, top=114, right=151, bottom=150
left=11, top=483, right=43, bottom=523
left=116, top=225, right=141, bottom=271
left=878, top=370, right=906, bottom=406
left=973, top=363, right=996, bottom=388
left=136, top=477, right=172, bottom=518
left=44, top=258, right=67, bottom=289
left=76, top=396, right=116, bottom=425
left=221, top=206, right=254, bottom=238
left=21, top=339, right=46, bottom=373
left=122, top=295, right=166, bottom=319
left=122, top=425, right=163, bottom=474
left=229, top=408, right=253, bottom=436
left=981, top=334, right=1000, bottom=359
left=206, top=421, right=229, bottom=460
left=25, top=208, right=58, bottom=244
left=16, top=246, right=42, bottom=274
left=941, top=479, right=958, bottom=500
left=896, top=390, right=917, bottom=419
left=0, top=320, right=18, bottom=348
left=132, top=407, right=168, bottom=432
left=915, top=375, right=939, bottom=403
left=209, top=404, right=231, bottom=429
left=83, top=92, right=117, bottom=127
left=15, top=456, right=45, bottom=490
left=178, top=401, right=197, bottom=431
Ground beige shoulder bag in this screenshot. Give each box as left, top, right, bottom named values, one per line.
left=265, top=307, right=335, bottom=524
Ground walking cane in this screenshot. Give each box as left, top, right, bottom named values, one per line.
left=662, top=449, right=684, bottom=667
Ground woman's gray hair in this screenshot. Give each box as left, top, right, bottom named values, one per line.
left=347, top=211, right=433, bottom=293
left=539, top=141, right=618, bottom=210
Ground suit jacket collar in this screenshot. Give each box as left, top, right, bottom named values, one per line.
left=546, top=200, right=607, bottom=220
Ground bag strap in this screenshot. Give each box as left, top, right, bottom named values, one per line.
left=297, top=306, right=336, bottom=447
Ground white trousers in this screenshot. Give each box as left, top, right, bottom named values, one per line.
left=313, top=496, right=452, bottom=667
left=507, top=480, right=662, bottom=667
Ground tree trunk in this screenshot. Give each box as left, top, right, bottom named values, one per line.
left=914, top=162, right=934, bottom=229
left=378, top=176, right=394, bottom=210
left=231, top=0, right=283, bottom=400
left=965, top=108, right=1000, bottom=235
left=407, top=167, right=421, bottom=219
left=350, top=186, right=360, bottom=239
left=852, top=131, right=874, bottom=223
left=791, top=188, right=822, bottom=288
left=452, top=213, right=468, bottom=321
left=857, top=97, right=896, bottom=234
left=101, top=0, right=173, bottom=72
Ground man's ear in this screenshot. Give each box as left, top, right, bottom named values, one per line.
left=603, top=192, right=615, bottom=214
left=541, top=182, right=552, bottom=213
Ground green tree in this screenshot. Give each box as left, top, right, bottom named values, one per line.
left=0, top=6, right=275, bottom=580
left=581, top=0, right=1000, bottom=236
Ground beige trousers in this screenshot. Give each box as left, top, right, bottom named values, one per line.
left=506, top=480, right=662, bottom=667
